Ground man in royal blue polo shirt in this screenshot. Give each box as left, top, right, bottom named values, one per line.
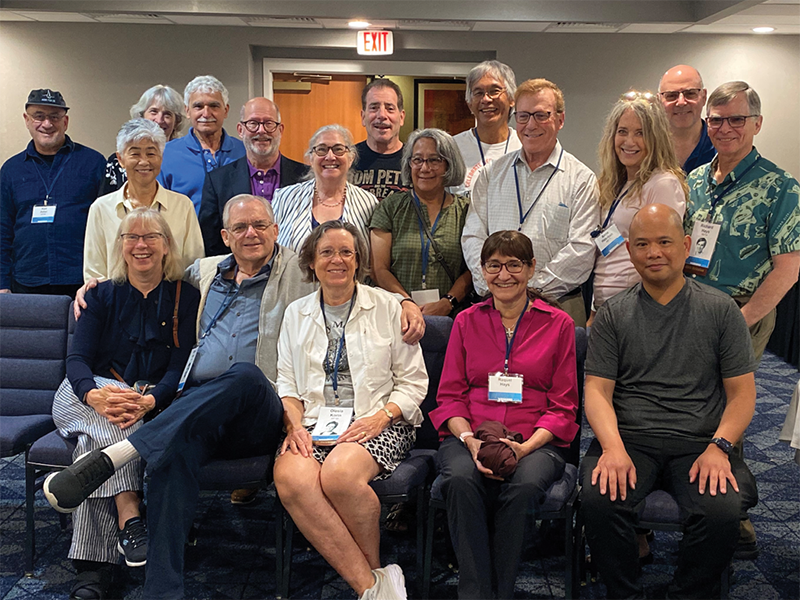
left=158, top=75, right=245, bottom=214
left=0, top=89, right=105, bottom=296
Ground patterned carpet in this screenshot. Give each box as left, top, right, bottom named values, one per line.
left=1, top=351, right=797, bottom=599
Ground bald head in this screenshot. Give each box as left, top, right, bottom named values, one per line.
left=240, top=97, right=281, bottom=122
left=658, top=65, right=707, bottom=132
left=237, top=97, right=284, bottom=166
left=630, top=204, right=684, bottom=240
left=628, top=204, right=691, bottom=291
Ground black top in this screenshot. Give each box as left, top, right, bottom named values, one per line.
left=67, top=279, right=200, bottom=409
left=199, top=154, right=308, bottom=256
left=99, top=153, right=126, bottom=197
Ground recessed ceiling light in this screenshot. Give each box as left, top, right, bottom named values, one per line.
left=752, top=26, right=775, bottom=34
left=348, top=20, right=371, bottom=29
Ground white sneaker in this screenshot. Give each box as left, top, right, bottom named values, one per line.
left=374, top=564, right=408, bottom=600
left=359, top=574, right=379, bottom=600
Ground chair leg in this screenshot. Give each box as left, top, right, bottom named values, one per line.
left=422, top=502, right=437, bottom=600
left=414, top=486, right=425, bottom=599
left=281, top=509, right=294, bottom=599
left=564, top=512, right=574, bottom=600
left=25, top=455, right=36, bottom=577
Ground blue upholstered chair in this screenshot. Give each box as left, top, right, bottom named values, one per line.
left=275, top=315, right=454, bottom=599
left=421, top=326, right=588, bottom=600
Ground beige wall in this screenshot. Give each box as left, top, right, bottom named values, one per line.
left=1, top=22, right=798, bottom=176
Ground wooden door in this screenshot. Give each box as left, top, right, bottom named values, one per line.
left=273, top=74, right=368, bottom=164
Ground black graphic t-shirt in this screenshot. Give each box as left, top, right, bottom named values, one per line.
left=352, top=141, right=409, bottom=200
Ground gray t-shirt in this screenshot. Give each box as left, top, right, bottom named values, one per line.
left=585, top=278, right=756, bottom=442
left=322, top=301, right=355, bottom=408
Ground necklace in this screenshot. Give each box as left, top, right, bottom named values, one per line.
left=314, top=184, right=347, bottom=207
left=504, top=326, right=515, bottom=340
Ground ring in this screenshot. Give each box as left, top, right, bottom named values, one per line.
left=361, top=431, right=368, bottom=437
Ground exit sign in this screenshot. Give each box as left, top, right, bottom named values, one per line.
left=357, top=30, right=393, bottom=56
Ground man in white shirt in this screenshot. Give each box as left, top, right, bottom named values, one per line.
left=451, top=60, right=521, bottom=196
left=461, top=78, right=599, bottom=325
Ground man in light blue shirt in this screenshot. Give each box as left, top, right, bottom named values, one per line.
left=158, top=75, right=245, bottom=213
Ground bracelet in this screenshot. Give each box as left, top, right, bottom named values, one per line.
left=381, top=407, right=394, bottom=422
left=400, top=297, right=416, bottom=306
left=459, top=431, right=474, bottom=445
left=443, top=294, right=458, bottom=310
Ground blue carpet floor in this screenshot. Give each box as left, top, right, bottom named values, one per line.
left=1, top=351, right=798, bottom=599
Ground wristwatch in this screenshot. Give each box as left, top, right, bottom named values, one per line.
left=443, top=294, right=458, bottom=311
left=711, top=437, right=734, bottom=455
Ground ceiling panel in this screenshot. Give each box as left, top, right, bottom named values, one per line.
left=12, top=10, right=96, bottom=22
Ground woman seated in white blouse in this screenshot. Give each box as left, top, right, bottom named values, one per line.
left=273, top=221, right=428, bottom=600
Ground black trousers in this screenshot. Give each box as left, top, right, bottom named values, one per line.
left=128, top=363, right=284, bottom=600
left=581, top=436, right=758, bottom=599
left=435, top=435, right=567, bottom=599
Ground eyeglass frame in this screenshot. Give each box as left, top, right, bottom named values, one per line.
left=705, top=115, right=760, bottom=129
left=481, top=259, right=531, bottom=274
left=120, top=232, right=165, bottom=244
left=513, top=110, right=558, bottom=125
left=658, top=88, right=703, bottom=102
left=470, top=87, right=507, bottom=101
left=317, top=248, right=357, bottom=259
left=240, top=119, right=281, bottom=133
left=311, top=144, right=351, bottom=157
left=26, top=110, right=67, bottom=124
left=226, top=220, right=274, bottom=236
left=410, top=155, right=446, bottom=168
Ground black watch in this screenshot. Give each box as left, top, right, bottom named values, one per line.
left=443, top=294, right=458, bottom=310
left=711, top=437, right=734, bottom=455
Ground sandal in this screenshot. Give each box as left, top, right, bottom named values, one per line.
left=69, top=569, right=112, bottom=600
left=385, top=502, right=413, bottom=533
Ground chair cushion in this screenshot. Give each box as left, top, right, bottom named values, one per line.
left=637, top=489, right=681, bottom=524
left=0, top=415, right=55, bottom=457
left=198, top=455, right=274, bottom=489
left=370, top=450, right=435, bottom=496
left=28, top=429, right=76, bottom=468
left=430, top=462, right=577, bottom=513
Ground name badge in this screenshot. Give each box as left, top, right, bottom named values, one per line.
left=411, top=289, right=440, bottom=306
left=176, top=345, right=199, bottom=396
left=684, top=220, right=720, bottom=277
left=31, top=204, right=57, bottom=223
left=488, top=372, right=523, bottom=403
left=593, top=224, right=625, bottom=257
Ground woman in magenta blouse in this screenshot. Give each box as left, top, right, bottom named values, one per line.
left=430, top=230, right=579, bottom=599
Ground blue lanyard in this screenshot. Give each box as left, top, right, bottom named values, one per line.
left=32, top=152, right=73, bottom=205
left=473, top=128, right=510, bottom=167
left=591, top=186, right=632, bottom=238
left=321, top=289, right=357, bottom=404
left=513, top=148, right=564, bottom=231
left=705, top=155, right=761, bottom=221
left=413, top=190, right=445, bottom=288
left=199, top=278, right=240, bottom=340
left=502, top=298, right=529, bottom=374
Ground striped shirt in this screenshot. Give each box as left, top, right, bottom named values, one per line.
left=273, top=179, right=379, bottom=253
left=461, top=141, right=599, bottom=298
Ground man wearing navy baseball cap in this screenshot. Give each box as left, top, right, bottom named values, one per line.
left=1, top=89, right=105, bottom=295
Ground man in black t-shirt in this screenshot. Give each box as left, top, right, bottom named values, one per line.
left=352, top=79, right=409, bottom=199
left=581, top=204, right=758, bottom=599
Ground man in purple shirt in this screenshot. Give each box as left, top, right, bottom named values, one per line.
left=199, top=97, right=307, bottom=256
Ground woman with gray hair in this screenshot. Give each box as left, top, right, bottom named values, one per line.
left=370, top=128, right=472, bottom=317
left=100, top=85, right=186, bottom=195
left=274, top=221, right=427, bottom=600
left=452, top=60, right=521, bottom=195
left=273, top=124, right=379, bottom=253
left=84, top=118, right=203, bottom=282
left=49, top=208, right=199, bottom=600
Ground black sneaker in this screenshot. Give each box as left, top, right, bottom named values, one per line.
left=43, top=449, right=115, bottom=513
left=117, top=516, right=148, bottom=567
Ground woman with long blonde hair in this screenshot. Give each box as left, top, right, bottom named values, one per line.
left=590, top=92, right=688, bottom=321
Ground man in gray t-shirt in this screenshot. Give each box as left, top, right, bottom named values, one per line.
left=581, top=205, right=758, bottom=599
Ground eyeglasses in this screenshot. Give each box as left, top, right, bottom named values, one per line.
left=470, top=87, right=506, bottom=101
left=658, top=88, right=702, bottom=102
left=482, top=259, right=529, bottom=274
left=410, top=156, right=446, bottom=168
left=317, top=248, right=356, bottom=259
left=121, top=233, right=164, bottom=244
left=240, top=120, right=280, bottom=133
left=706, top=115, right=759, bottom=129
left=620, top=90, right=657, bottom=103
left=311, top=144, right=350, bottom=157
left=27, top=112, right=66, bottom=124
left=227, top=220, right=273, bottom=236
left=514, top=111, right=555, bottom=125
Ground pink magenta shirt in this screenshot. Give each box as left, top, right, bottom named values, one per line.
left=429, top=297, right=579, bottom=446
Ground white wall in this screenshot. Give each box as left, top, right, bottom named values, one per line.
left=1, top=22, right=798, bottom=175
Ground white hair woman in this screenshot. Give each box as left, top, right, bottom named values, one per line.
left=84, top=118, right=204, bottom=282
left=100, top=85, right=186, bottom=195
left=47, top=208, right=199, bottom=600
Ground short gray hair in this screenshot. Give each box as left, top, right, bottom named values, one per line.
left=115, top=118, right=167, bottom=155
left=707, top=81, right=761, bottom=116
left=465, top=60, right=517, bottom=104
left=304, top=124, right=359, bottom=179
left=183, top=75, right=229, bottom=107
left=298, top=220, right=370, bottom=284
left=129, top=85, right=186, bottom=139
left=221, top=194, right=275, bottom=229
left=109, top=207, right=183, bottom=283
left=401, top=128, right=466, bottom=188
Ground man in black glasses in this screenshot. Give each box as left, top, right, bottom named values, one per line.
left=685, top=81, right=800, bottom=559
left=199, top=97, right=307, bottom=256
left=658, top=65, right=716, bottom=173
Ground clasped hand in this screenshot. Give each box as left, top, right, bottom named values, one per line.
left=86, top=385, right=155, bottom=429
